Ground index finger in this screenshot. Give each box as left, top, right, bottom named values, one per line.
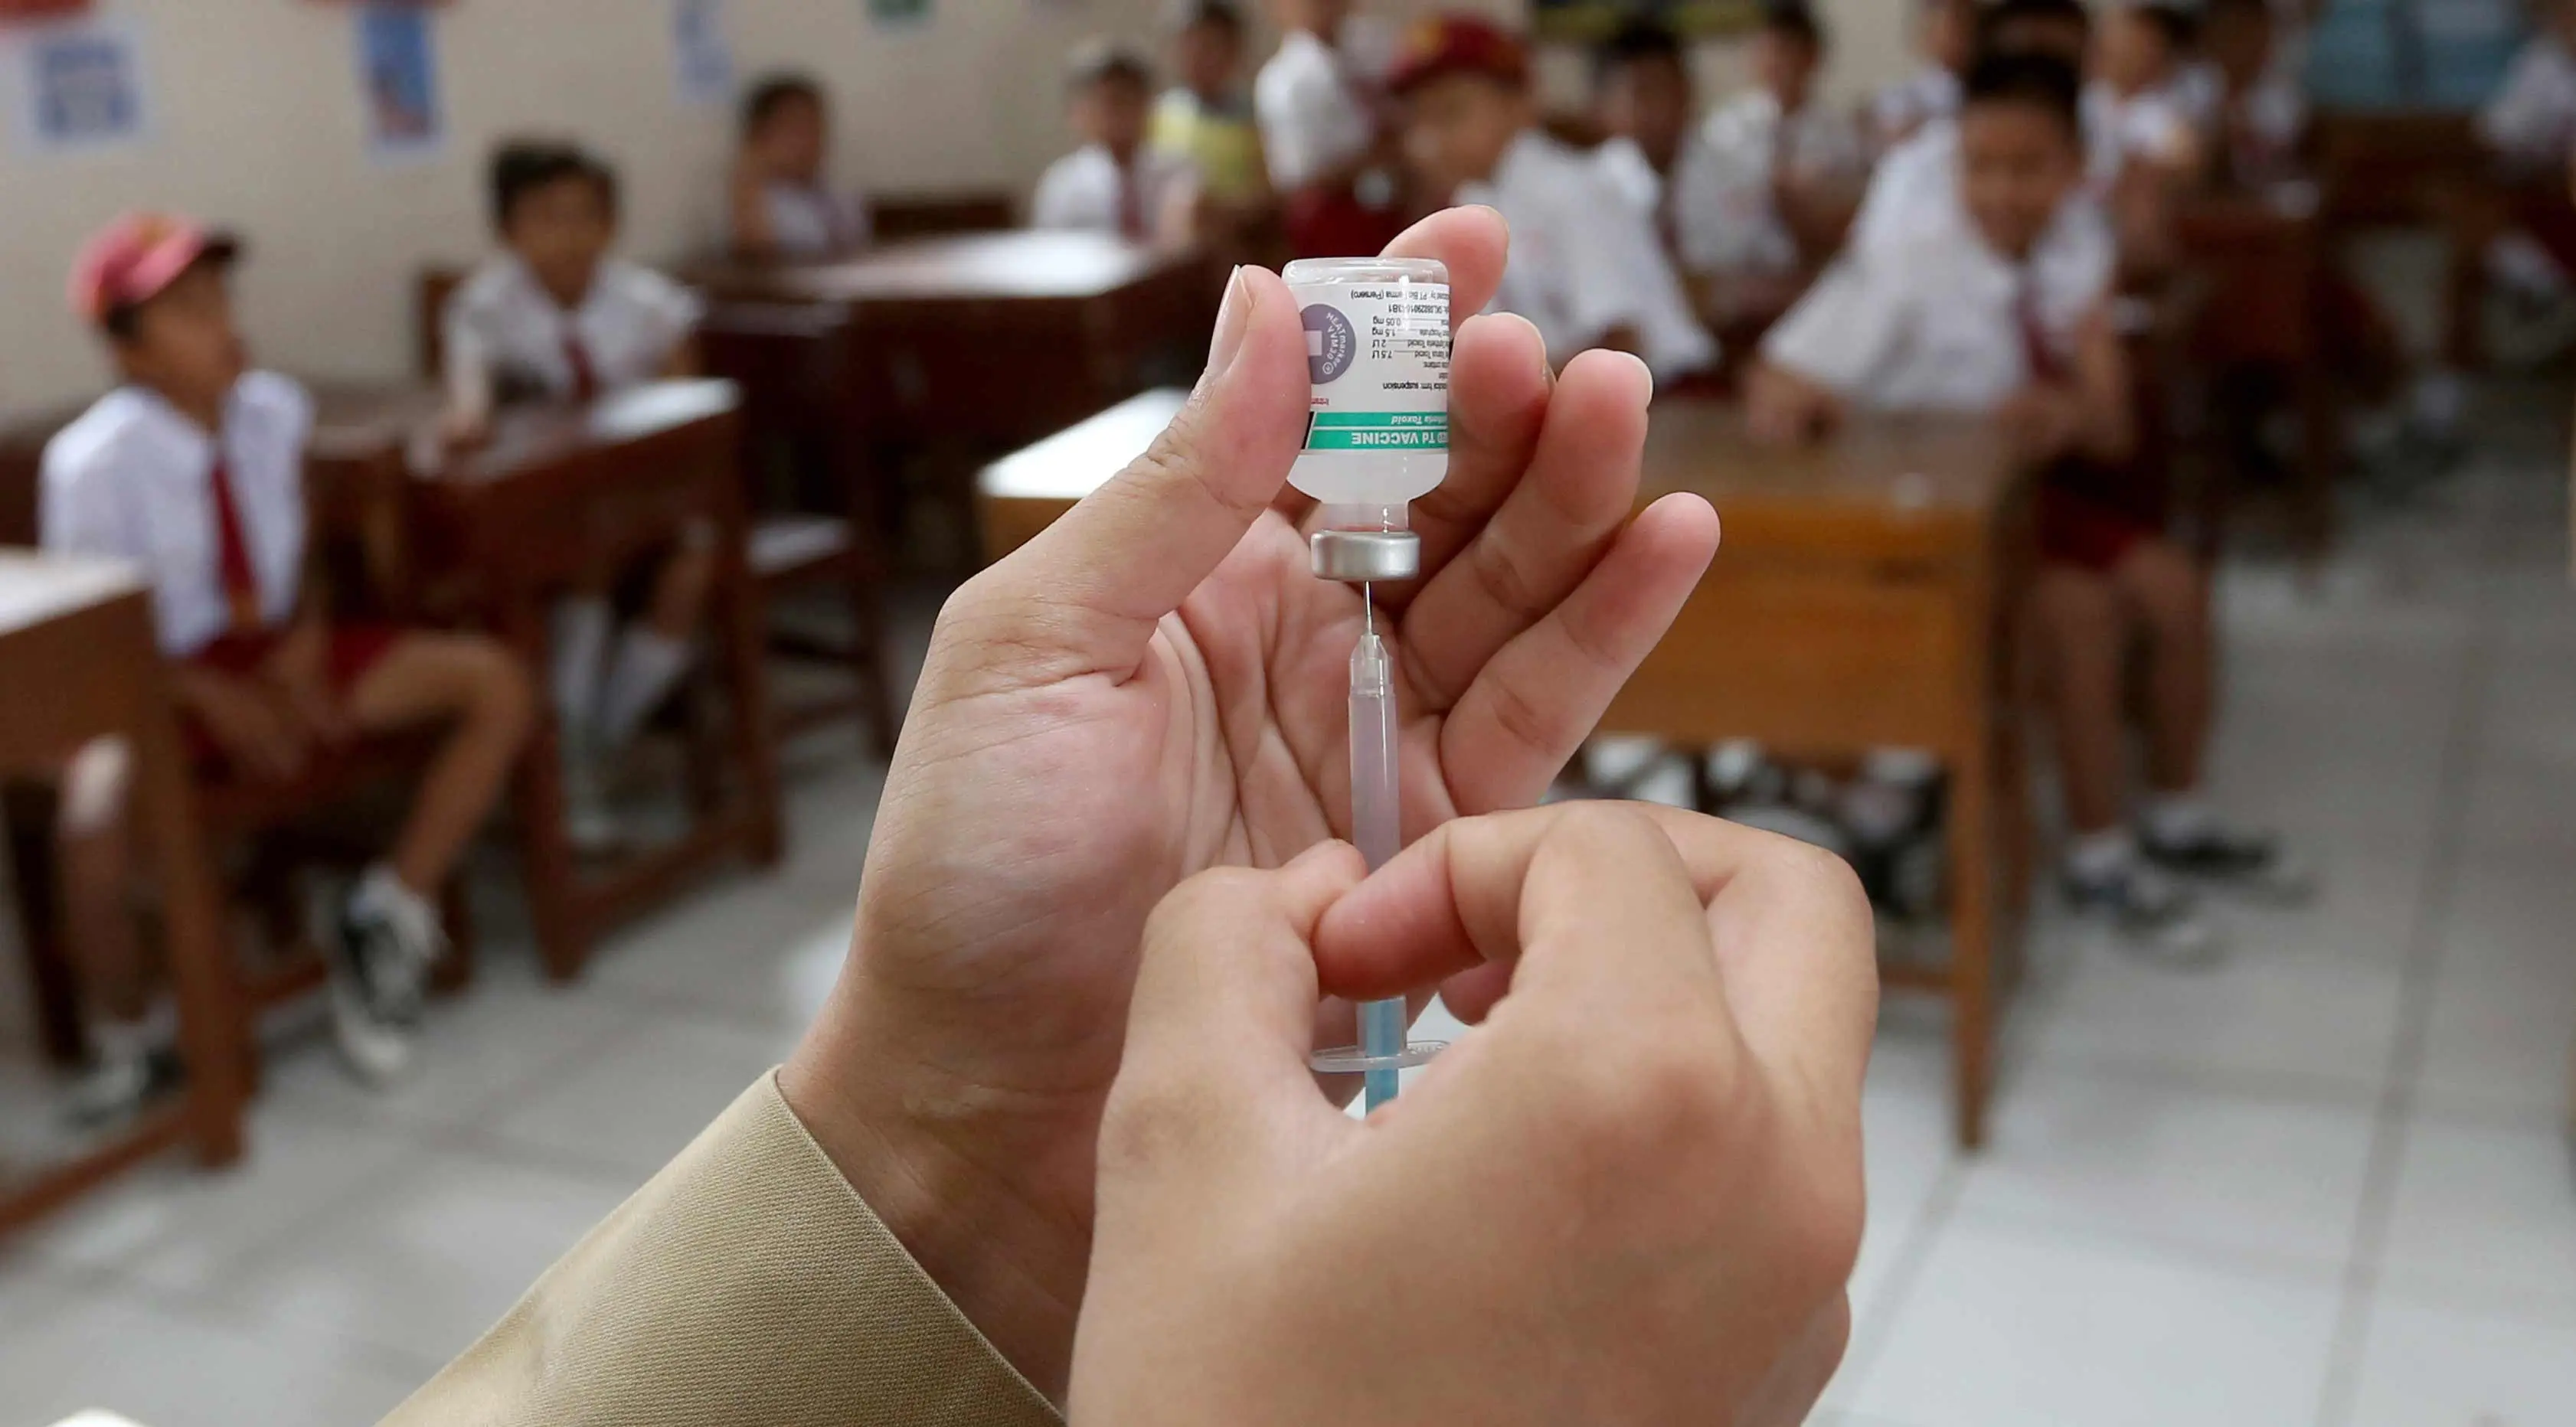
left=1313, top=803, right=1878, bottom=1103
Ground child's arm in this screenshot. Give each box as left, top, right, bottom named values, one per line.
left=1744, top=360, right=1847, bottom=446
left=440, top=291, right=497, bottom=447
left=730, top=157, right=784, bottom=262
left=2065, top=301, right=2138, bottom=465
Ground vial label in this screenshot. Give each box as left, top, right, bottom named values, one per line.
left=1290, top=282, right=1451, bottom=452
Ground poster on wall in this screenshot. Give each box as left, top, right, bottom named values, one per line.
left=354, top=1, right=443, bottom=162
left=673, top=0, right=732, bottom=106
left=868, top=0, right=930, bottom=30
left=7, top=11, right=149, bottom=157
left=1531, top=0, right=1760, bottom=42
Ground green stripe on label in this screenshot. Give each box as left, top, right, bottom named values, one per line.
left=1304, top=410, right=1450, bottom=450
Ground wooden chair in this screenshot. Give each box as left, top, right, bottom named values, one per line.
left=698, top=302, right=903, bottom=754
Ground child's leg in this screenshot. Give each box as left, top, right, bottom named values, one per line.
left=2111, top=539, right=2214, bottom=804
left=57, top=736, right=145, bottom=1023
left=345, top=632, right=537, bottom=896
left=551, top=586, right=616, bottom=741
left=2032, top=564, right=2136, bottom=838
left=598, top=531, right=718, bottom=749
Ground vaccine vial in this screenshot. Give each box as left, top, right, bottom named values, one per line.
left=1282, top=256, right=1451, bottom=583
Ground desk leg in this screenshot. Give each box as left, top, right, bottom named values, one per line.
left=721, top=540, right=784, bottom=870
left=127, top=664, right=244, bottom=1167
left=1946, top=727, right=1995, bottom=1151
left=499, top=589, right=585, bottom=981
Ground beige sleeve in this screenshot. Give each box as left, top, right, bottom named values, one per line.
left=383, top=1073, right=1061, bottom=1427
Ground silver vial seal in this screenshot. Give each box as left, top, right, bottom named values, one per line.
left=1310, top=528, right=1422, bottom=583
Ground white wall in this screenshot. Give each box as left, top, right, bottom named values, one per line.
left=0, top=0, right=1911, bottom=416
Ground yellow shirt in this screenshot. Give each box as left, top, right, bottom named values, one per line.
left=1150, top=87, right=1263, bottom=204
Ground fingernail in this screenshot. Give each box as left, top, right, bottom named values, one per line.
left=1201, top=266, right=1251, bottom=387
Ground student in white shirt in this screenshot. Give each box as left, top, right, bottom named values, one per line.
left=1871, top=0, right=1973, bottom=153
left=1677, top=3, right=1866, bottom=310
left=1589, top=18, right=1702, bottom=247
left=2088, top=2, right=2207, bottom=192
left=2192, top=0, right=2310, bottom=188
left=1753, top=53, right=2306, bottom=962
left=1256, top=0, right=1380, bottom=194
left=1393, top=15, right=1716, bottom=382
left=43, top=213, right=532, bottom=1096
left=727, top=74, right=872, bottom=263
left=445, top=142, right=711, bottom=847
left=1034, top=41, right=1201, bottom=244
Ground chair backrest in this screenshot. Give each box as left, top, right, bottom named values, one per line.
left=417, top=265, right=470, bottom=380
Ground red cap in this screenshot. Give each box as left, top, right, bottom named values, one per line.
left=1386, top=14, right=1531, bottom=96
left=68, top=213, right=241, bottom=327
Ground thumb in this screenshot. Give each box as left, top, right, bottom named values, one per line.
left=950, top=264, right=1311, bottom=689
left=1104, top=843, right=1368, bottom=1185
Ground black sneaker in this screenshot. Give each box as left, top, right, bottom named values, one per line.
left=2063, top=861, right=2224, bottom=970
left=2140, top=825, right=2318, bottom=904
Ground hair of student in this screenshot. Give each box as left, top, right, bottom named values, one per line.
left=1960, top=48, right=2084, bottom=137
left=1162, top=0, right=1244, bottom=35
left=2127, top=2, right=2201, bottom=48
left=2205, top=0, right=2273, bottom=17
left=1760, top=0, right=1827, bottom=50
left=1066, top=37, right=1155, bottom=91
left=740, top=72, right=825, bottom=137
left=1976, top=0, right=2093, bottom=49
left=489, top=139, right=620, bottom=229
left=1594, top=15, right=1685, bottom=80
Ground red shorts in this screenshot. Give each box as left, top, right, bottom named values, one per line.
left=2037, top=485, right=2156, bottom=573
left=182, top=625, right=402, bottom=765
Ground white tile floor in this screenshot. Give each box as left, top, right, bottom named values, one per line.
left=1, top=392, right=2572, bottom=1426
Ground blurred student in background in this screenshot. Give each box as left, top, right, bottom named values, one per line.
left=1258, top=0, right=1406, bottom=254
left=444, top=142, right=709, bottom=850
left=1590, top=18, right=1705, bottom=259
left=2188, top=0, right=2307, bottom=189
left=2451, top=0, right=2576, bottom=371
left=1035, top=41, right=1201, bottom=244
left=1873, top=0, right=1974, bottom=153
left=2089, top=2, right=2205, bottom=193
left=1685, top=2, right=1865, bottom=325
left=727, top=73, right=871, bottom=263
left=44, top=215, right=532, bottom=1089
left=1750, top=53, right=2304, bottom=962
left=1394, top=14, right=1715, bottom=383
left=1152, top=0, right=1272, bottom=244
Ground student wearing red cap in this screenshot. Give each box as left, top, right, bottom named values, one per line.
left=1390, top=13, right=1715, bottom=382
left=41, top=213, right=534, bottom=1092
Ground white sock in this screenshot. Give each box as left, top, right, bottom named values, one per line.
left=2142, top=792, right=2215, bottom=847
left=90, top=1010, right=164, bottom=1069
left=2409, top=370, right=2466, bottom=433
left=597, top=629, right=695, bottom=749
left=551, top=598, right=615, bottom=740
left=2488, top=232, right=2570, bottom=297
left=2066, top=827, right=2138, bottom=883
left=351, top=864, right=445, bottom=960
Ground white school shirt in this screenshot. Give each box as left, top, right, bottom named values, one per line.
left=1872, top=65, right=1963, bottom=149
left=2084, top=81, right=2198, bottom=188
left=39, top=373, right=315, bottom=658
left=2179, top=60, right=2308, bottom=184
left=1593, top=128, right=1723, bottom=255
left=751, top=182, right=871, bottom=260
left=1030, top=143, right=1200, bottom=237
left=2482, top=35, right=2576, bottom=168
left=1672, top=90, right=1867, bottom=278
left=1458, top=129, right=1718, bottom=380
left=1855, top=119, right=2117, bottom=302
left=1763, top=219, right=2105, bottom=415
left=1256, top=27, right=1375, bottom=191
left=444, top=256, right=704, bottom=405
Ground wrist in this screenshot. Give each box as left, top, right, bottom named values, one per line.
left=779, top=1002, right=1090, bottom=1403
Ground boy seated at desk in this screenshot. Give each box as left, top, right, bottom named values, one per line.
left=2456, top=0, right=2576, bottom=361
left=1034, top=40, right=1201, bottom=245
left=1590, top=18, right=1703, bottom=258
left=728, top=73, right=871, bottom=263
left=2187, top=0, right=2308, bottom=190
left=1257, top=0, right=1407, bottom=254
left=1682, top=2, right=1867, bottom=327
left=443, top=141, right=711, bottom=849
left=1872, top=0, right=1975, bottom=154
left=1747, top=53, right=2305, bottom=961
left=1151, top=2, right=1271, bottom=242
left=1393, top=14, right=1716, bottom=384
left=41, top=214, right=534, bottom=1090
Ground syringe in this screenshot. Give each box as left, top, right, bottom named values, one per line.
left=1348, top=588, right=1407, bottom=1112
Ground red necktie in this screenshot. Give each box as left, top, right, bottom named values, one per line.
left=563, top=331, right=601, bottom=403
left=208, top=456, right=263, bottom=635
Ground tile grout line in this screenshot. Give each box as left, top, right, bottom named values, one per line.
left=2309, top=463, right=2506, bottom=1427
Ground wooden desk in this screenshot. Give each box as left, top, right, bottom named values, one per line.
left=978, top=392, right=2034, bottom=1148
left=688, top=231, right=1220, bottom=452
left=2176, top=186, right=2338, bottom=556
left=396, top=381, right=783, bottom=978
left=0, top=553, right=244, bottom=1236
